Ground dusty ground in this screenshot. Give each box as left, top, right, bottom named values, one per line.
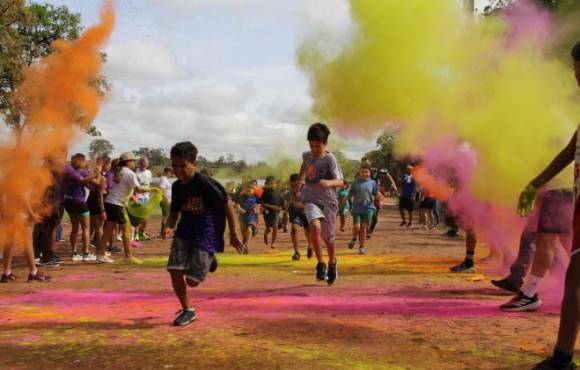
left=0, top=200, right=574, bottom=370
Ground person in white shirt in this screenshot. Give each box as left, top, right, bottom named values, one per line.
left=135, top=157, right=153, bottom=241
left=159, top=167, right=173, bottom=240
left=96, top=152, right=152, bottom=264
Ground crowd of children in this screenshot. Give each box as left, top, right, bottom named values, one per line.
left=0, top=42, right=578, bottom=369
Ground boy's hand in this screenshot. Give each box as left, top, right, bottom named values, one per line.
left=517, top=184, right=538, bottom=217
left=164, top=227, right=174, bottom=240
left=230, top=233, right=244, bottom=254
left=319, top=179, right=331, bottom=188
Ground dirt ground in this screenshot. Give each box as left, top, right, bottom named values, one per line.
left=0, top=200, right=574, bottom=370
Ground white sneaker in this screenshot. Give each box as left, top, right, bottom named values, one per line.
left=71, top=253, right=84, bottom=262
left=116, top=234, right=123, bottom=242
left=96, top=255, right=114, bottom=263
left=83, top=253, right=97, bottom=262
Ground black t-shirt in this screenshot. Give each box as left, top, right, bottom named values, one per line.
left=260, top=188, right=282, bottom=207
left=171, top=172, right=228, bottom=252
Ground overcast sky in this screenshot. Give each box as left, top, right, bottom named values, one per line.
left=51, top=0, right=491, bottom=163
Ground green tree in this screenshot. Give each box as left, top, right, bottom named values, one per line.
left=1, top=2, right=105, bottom=136
left=89, top=138, right=113, bottom=158
left=132, top=147, right=170, bottom=167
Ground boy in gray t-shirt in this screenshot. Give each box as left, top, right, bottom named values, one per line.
left=298, top=123, right=344, bottom=285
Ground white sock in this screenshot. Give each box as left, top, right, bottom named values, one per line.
left=521, top=275, right=543, bottom=297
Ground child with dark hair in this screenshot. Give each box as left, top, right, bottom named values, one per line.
left=399, top=165, right=417, bottom=228
left=288, top=173, right=312, bottom=260
left=528, top=41, right=580, bottom=370
left=165, top=141, right=243, bottom=326
left=337, top=181, right=350, bottom=232
left=236, top=182, right=259, bottom=254
left=348, top=165, right=379, bottom=255
left=261, top=176, right=282, bottom=249
left=299, top=123, right=344, bottom=285
left=88, top=156, right=111, bottom=249
left=62, top=153, right=100, bottom=261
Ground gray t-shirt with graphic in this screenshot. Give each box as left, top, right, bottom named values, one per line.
left=301, top=151, right=343, bottom=208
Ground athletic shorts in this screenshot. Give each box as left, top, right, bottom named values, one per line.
left=104, top=203, right=128, bottom=225
left=353, top=209, right=375, bottom=225
left=87, top=192, right=101, bottom=216
left=239, top=215, right=257, bottom=232
left=264, top=211, right=280, bottom=229
left=289, top=209, right=309, bottom=230
left=160, top=199, right=170, bottom=218
left=64, top=201, right=89, bottom=217
left=537, top=189, right=573, bottom=234
left=399, top=197, right=415, bottom=212
left=167, top=237, right=211, bottom=284
left=421, top=197, right=436, bottom=210
left=304, top=202, right=337, bottom=243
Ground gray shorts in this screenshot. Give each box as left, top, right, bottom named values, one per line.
left=304, top=202, right=338, bottom=243
left=167, top=237, right=211, bottom=284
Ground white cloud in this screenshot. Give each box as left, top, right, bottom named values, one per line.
left=104, top=39, right=180, bottom=82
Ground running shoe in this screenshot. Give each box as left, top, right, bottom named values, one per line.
left=327, top=260, right=338, bottom=285
left=449, top=261, right=476, bottom=273
left=359, top=247, right=367, bottom=255
left=71, top=253, right=83, bottom=262
left=500, top=292, right=543, bottom=312
left=83, top=253, right=97, bottom=262
left=140, top=232, right=151, bottom=241
left=491, top=278, right=521, bottom=294
left=96, top=255, right=114, bottom=264
left=292, top=252, right=301, bottom=261
left=532, top=358, right=577, bottom=370
left=348, top=239, right=356, bottom=250
left=27, top=272, right=50, bottom=282
left=0, top=273, right=16, bottom=283
left=173, top=307, right=197, bottom=326
left=44, top=260, right=61, bottom=268
left=316, top=262, right=327, bottom=281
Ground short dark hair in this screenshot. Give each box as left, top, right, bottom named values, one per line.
left=289, top=173, right=299, bottom=182
left=572, top=41, right=580, bottom=62
left=307, top=122, right=331, bottom=144
left=163, top=167, right=172, bottom=174
left=360, top=163, right=372, bottom=171
left=170, top=142, right=198, bottom=162
left=265, top=175, right=276, bottom=185
left=72, top=153, right=85, bottom=161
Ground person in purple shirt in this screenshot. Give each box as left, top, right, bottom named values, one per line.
left=62, top=153, right=100, bottom=261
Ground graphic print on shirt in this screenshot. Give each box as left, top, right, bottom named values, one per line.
left=181, top=196, right=205, bottom=215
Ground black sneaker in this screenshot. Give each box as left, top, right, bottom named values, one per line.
left=307, top=248, right=313, bottom=259
left=450, top=261, right=476, bottom=273
left=316, top=262, right=327, bottom=281
left=242, top=244, right=249, bottom=255
left=292, top=252, right=301, bottom=261
left=446, top=228, right=459, bottom=237
left=327, top=260, right=338, bottom=285
left=491, top=278, right=521, bottom=294
left=500, top=292, right=542, bottom=312
left=107, top=246, right=123, bottom=254
left=44, top=260, right=61, bottom=268
left=209, top=254, right=218, bottom=273
left=532, top=358, right=577, bottom=370
left=348, top=240, right=356, bottom=250
left=173, top=308, right=197, bottom=326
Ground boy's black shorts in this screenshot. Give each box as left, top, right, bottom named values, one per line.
left=399, top=197, right=415, bottom=212
left=264, top=211, right=280, bottom=229
left=104, top=203, right=127, bottom=225
left=64, top=201, right=89, bottom=217
left=87, top=192, right=102, bottom=216
left=289, top=209, right=309, bottom=231
left=421, top=198, right=436, bottom=210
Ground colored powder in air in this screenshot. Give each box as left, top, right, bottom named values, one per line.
left=0, top=1, right=115, bottom=249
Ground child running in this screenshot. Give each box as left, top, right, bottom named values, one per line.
left=299, top=123, right=344, bottom=285
left=261, top=176, right=282, bottom=249
left=164, top=142, right=243, bottom=326
left=399, top=165, right=417, bottom=228
left=348, top=164, right=379, bottom=255
left=337, top=181, right=350, bottom=232
left=236, top=181, right=259, bottom=254
left=288, top=173, right=312, bottom=260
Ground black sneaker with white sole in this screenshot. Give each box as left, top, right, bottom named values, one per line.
left=292, top=252, right=300, bottom=261
left=491, top=278, right=521, bottom=294
left=316, top=262, right=327, bottom=281
left=173, top=308, right=197, bottom=326
left=449, top=260, right=476, bottom=273
left=327, top=260, right=338, bottom=285
left=500, top=292, right=542, bottom=312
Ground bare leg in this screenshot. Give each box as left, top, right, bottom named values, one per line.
left=340, top=213, right=346, bottom=232
left=310, top=219, right=323, bottom=263
left=271, top=223, right=278, bottom=248
left=555, top=253, right=580, bottom=352
left=70, top=216, right=80, bottom=255
left=359, top=223, right=367, bottom=248
left=23, top=240, right=38, bottom=275
left=97, top=221, right=116, bottom=258
left=80, top=215, right=90, bottom=255
left=291, top=225, right=299, bottom=253
left=170, top=270, right=192, bottom=310
left=2, top=244, right=13, bottom=275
